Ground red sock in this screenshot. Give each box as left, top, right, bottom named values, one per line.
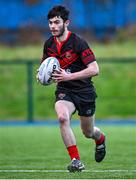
left=95, top=133, right=105, bottom=145
left=67, top=145, right=80, bottom=160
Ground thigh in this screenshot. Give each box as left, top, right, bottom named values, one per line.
left=79, top=115, right=95, bottom=132
left=55, top=100, right=76, bottom=120
left=55, top=89, right=76, bottom=117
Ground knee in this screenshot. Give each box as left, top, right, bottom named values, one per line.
left=82, top=130, right=95, bottom=139
left=58, top=114, right=68, bottom=124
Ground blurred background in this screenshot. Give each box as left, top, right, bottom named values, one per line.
left=1, top=0, right=136, bottom=44
left=0, top=0, right=136, bottom=122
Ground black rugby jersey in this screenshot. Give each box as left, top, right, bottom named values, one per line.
left=41, top=32, right=96, bottom=91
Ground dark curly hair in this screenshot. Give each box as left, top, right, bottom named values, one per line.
left=47, top=5, right=70, bottom=22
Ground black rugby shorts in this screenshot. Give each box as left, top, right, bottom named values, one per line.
left=55, top=89, right=97, bottom=117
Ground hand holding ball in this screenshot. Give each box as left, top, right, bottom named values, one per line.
left=37, top=57, right=60, bottom=85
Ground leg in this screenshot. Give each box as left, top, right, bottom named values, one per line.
left=80, top=115, right=106, bottom=162
left=55, top=100, right=85, bottom=172
left=79, top=115, right=101, bottom=140
left=55, top=100, right=76, bottom=147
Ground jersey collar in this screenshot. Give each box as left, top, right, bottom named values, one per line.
left=54, top=31, right=72, bottom=54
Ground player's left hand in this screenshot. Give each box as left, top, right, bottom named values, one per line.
left=52, top=68, right=71, bottom=82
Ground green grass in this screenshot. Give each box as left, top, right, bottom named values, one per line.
left=0, top=45, right=42, bottom=61
left=0, top=125, right=136, bottom=179
left=93, top=40, right=136, bottom=58
left=94, top=63, right=136, bottom=119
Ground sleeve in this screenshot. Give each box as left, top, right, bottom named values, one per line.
left=78, top=39, right=96, bottom=65
left=40, top=41, right=49, bottom=63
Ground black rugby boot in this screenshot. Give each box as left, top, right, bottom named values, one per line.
left=95, top=136, right=106, bottom=162
left=67, top=158, right=85, bottom=172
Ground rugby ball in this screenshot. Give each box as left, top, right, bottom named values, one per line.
left=38, top=57, right=60, bottom=85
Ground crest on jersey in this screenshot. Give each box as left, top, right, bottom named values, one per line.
left=65, top=52, right=72, bottom=59
left=58, top=93, right=66, bottom=99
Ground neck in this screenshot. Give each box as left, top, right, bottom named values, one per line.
left=56, top=29, right=69, bottom=42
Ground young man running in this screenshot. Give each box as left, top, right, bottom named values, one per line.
left=39, top=5, right=106, bottom=172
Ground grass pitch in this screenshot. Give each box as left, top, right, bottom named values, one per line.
left=0, top=124, right=136, bottom=179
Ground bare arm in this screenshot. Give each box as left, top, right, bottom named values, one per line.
left=52, top=61, right=99, bottom=82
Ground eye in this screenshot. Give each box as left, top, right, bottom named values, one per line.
left=55, top=20, right=60, bottom=24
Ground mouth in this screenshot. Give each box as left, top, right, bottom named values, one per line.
left=51, top=30, right=58, bottom=33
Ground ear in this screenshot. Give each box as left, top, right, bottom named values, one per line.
left=65, top=20, right=70, bottom=27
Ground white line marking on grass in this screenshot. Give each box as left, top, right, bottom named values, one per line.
left=0, top=169, right=136, bottom=173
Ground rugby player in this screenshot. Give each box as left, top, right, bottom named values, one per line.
left=39, top=5, right=106, bottom=172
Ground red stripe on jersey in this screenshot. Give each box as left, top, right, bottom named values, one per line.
left=59, top=54, right=79, bottom=68
left=47, top=48, right=58, bottom=60
left=82, top=55, right=96, bottom=65
left=48, top=49, right=79, bottom=68
left=48, top=52, right=56, bottom=57
left=82, top=48, right=96, bottom=65
left=47, top=48, right=58, bottom=56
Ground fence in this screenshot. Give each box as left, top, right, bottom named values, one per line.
left=0, top=60, right=35, bottom=121
left=0, top=58, right=136, bottom=121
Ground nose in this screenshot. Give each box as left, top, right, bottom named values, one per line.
left=50, top=23, right=55, bottom=29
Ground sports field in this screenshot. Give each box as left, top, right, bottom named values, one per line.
left=0, top=124, right=136, bottom=179
left=0, top=40, right=136, bottom=179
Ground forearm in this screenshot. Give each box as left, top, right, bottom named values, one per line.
left=52, top=61, right=99, bottom=82
left=69, top=62, right=99, bottom=81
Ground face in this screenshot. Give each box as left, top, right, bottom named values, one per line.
left=48, top=16, right=66, bottom=37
